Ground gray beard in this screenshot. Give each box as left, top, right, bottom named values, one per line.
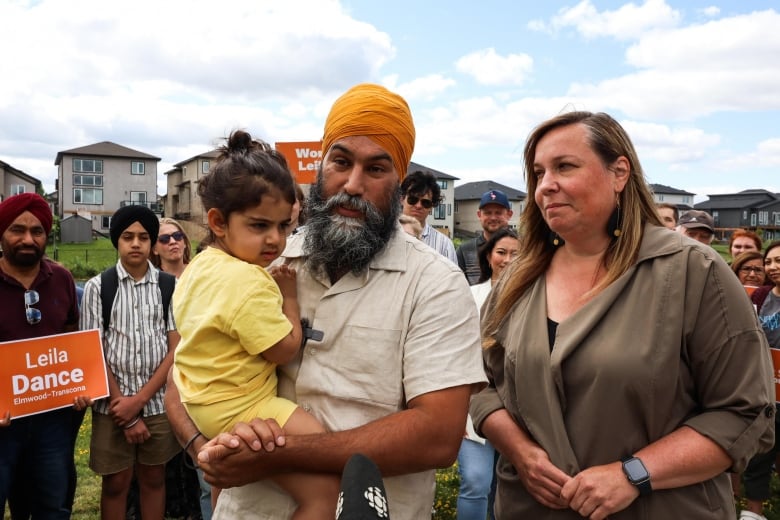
left=304, top=177, right=400, bottom=280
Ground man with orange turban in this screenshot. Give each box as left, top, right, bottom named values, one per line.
left=166, top=83, right=486, bottom=519
left=0, top=192, right=84, bottom=518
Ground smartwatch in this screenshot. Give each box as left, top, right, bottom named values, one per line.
left=621, top=456, right=652, bottom=496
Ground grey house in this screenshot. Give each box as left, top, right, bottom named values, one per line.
left=694, top=189, right=780, bottom=240
left=55, top=142, right=161, bottom=233
left=649, top=183, right=695, bottom=210
left=1, top=159, right=42, bottom=202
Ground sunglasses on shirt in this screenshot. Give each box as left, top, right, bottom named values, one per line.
left=406, top=195, right=434, bottom=209
left=158, top=231, right=185, bottom=244
left=25, top=289, right=41, bottom=325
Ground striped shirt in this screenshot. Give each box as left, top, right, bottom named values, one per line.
left=80, top=261, right=176, bottom=416
left=421, top=223, right=458, bottom=265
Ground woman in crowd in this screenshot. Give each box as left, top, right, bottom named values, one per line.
left=740, top=241, right=780, bottom=520
left=470, top=111, right=774, bottom=519
left=151, top=217, right=192, bottom=279
left=730, top=229, right=763, bottom=261
left=732, top=251, right=767, bottom=289
left=458, top=227, right=519, bottom=520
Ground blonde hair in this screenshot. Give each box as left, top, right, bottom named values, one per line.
left=151, top=217, right=192, bottom=268
left=483, top=111, right=661, bottom=348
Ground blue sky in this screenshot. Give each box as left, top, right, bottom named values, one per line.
left=1, top=0, right=778, bottom=202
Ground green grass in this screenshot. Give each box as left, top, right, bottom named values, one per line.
left=50, top=238, right=118, bottom=280
left=5, top=416, right=780, bottom=519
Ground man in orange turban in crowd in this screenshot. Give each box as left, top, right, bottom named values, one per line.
left=166, top=83, right=486, bottom=519
left=0, top=192, right=85, bottom=518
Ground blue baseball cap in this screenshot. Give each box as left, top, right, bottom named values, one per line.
left=479, top=190, right=510, bottom=209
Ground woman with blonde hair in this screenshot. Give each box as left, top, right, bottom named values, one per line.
left=151, top=217, right=192, bottom=279
left=471, top=111, right=774, bottom=519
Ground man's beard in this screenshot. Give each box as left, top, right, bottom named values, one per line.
left=304, top=178, right=400, bottom=280
left=1, top=243, right=45, bottom=267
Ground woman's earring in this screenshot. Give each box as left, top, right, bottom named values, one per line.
left=550, top=232, right=564, bottom=246
left=607, top=196, right=622, bottom=238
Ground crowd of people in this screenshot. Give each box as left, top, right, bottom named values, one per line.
left=1, top=82, right=779, bottom=520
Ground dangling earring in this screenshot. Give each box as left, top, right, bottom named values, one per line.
left=607, top=195, right=622, bottom=238
left=550, top=231, right=564, bottom=246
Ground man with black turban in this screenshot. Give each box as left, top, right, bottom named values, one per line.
left=80, top=204, right=180, bottom=519
left=166, top=83, right=487, bottom=519
left=0, top=193, right=83, bottom=518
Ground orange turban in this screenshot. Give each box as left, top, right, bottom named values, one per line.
left=322, top=83, right=415, bottom=180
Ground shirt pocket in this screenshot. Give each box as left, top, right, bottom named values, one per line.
left=328, top=325, right=403, bottom=407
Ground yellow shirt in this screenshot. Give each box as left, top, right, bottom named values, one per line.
left=172, top=247, right=292, bottom=425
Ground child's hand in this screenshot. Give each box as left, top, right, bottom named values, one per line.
left=109, top=395, right=145, bottom=426
left=123, top=418, right=151, bottom=444
left=73, top=396, right=93, bottom=411
left=269, top=265, right=297, bottom=298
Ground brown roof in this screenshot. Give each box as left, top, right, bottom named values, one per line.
left=173, top=149, right=220, bottom=168
left=54, top=141, right=160, bottom=165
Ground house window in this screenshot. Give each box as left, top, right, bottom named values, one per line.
left=743, top=210, right=748, bottom=220
left=712, top=211, right=719, bottom=226
left=751, top=213, right=757, bottom=226
left=759, top=211, right=769, bottom=225
left=202, top=160, right=210, bottom=174
left=434, top=204, right=446, bottom=220
left=131, top=161, right=145, bottom=175
left=11, top=185, right=25, bottom=195
left=682, top=196, right=691, bottom=204
left=774, top=212, right=780, bottom=225
left=130, top=192, right=147, bottom=205
left=448, top=203, right=452, bottom=216
left=73, top=159, right=103, bottom=173
left=101, top=216, right=111, bottom=229
left=73, top=174, right=103, bottom=186
left=657, top=195, right=664, bottom=201
left=73, top=188, right=103, bottom=205
left=437, top=180, right=447, bottom=189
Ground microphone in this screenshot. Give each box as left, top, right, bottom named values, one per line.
left=336, top=453, right=389, bottom=519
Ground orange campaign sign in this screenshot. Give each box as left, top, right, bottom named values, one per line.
left=0, top=329, right=109, bottom=419
left=771, top=348, right=780, bottom=403
left=275, top=141, right=322, bottom=184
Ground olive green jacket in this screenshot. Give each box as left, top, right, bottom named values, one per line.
left=471, top=224, right=775, bottom=519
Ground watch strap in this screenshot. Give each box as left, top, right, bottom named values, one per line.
left=621, top=456, right=652, bottom=496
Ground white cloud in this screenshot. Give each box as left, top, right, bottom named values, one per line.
left=386, top=74, right=457, bottom=101
left=620, top=120, right=720, bottom=163
left=455, top=48, right=533, bottom=86
left=529, top=0, right=680, bottom=40
left=700, top=6, right=720, bottom=17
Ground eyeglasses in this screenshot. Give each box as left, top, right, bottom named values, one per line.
left=24, top=290, right=41, bottom=325
left=740, top=266, right=764, bottom=274
left=406, top=195, right=434, bottom=209
left=158, top=231, right=185, bottom=244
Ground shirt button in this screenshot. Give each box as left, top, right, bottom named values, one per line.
left=765, top=406, right=775, bottom=418
left=302, top=404, right=311, bottom=412
left=309, top=348, right=316, bottom=356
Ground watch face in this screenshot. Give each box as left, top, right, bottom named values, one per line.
left=624, top=458, right=649, bottom=481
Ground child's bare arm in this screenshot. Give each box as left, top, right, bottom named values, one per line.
left=263, top=265, right=303, bottom=365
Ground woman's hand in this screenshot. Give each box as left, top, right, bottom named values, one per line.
left=0, top=411, right=11, bottom=428
left=561, top=462, right=637, bottom=519
left=514, top=440, right=572, bottom=509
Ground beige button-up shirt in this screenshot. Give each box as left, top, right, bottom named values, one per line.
left=215, top=227, right=486, bottom=519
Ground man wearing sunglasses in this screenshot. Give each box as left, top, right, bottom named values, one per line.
left=400, top=170, right=457, bottom=264
left=0, top=192, right=82, bottom=519
left=456, top=190, right=514, bottom=285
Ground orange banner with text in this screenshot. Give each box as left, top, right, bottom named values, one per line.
left=771, top=348, right=780, bottom=403
left=275, top=141, right=322, bottom=184
left=0, top=329, right=109, bottom=419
